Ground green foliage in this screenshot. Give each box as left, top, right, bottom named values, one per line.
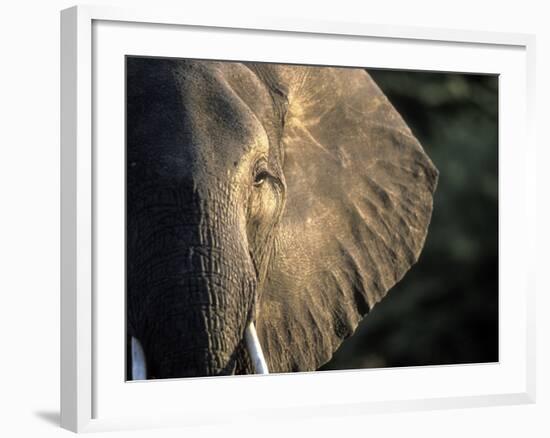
left=322, top=70, right=498, bottom=370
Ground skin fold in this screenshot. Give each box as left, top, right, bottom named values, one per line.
left=126, top=57, right=438, bottom=379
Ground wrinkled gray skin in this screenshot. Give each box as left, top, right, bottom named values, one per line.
left=127, top=58, right=438, bottom=379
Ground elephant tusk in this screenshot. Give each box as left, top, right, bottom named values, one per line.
left=244, top=322, right=269, bottom=375
left=131, top=336, right=147, bottom=380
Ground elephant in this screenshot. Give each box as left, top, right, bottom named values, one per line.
left=126, top=57, right=438, bottom=380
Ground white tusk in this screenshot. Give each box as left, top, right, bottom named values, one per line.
left=244, top=322, right=269, bottom=375
left=131, top=336, right=147, bottom=380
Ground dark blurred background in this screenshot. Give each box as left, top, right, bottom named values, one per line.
left=322, top=69, right=499, bottom=370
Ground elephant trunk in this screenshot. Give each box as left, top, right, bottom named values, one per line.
left=128, top=185, right=257, bottom=378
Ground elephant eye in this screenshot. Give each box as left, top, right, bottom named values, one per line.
left=253, top=159, right=269, bottom=186
left=254, top=170, right=269, bottom=186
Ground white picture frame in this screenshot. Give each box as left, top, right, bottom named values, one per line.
left=60, top=4, right=536, bottom=433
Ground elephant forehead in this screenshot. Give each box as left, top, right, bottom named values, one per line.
left=126, top=58, right=272, bottom=187
left=172, top=61, right=271, bottom=170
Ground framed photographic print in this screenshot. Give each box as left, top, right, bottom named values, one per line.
left=60, top=5, right=536, bottom=433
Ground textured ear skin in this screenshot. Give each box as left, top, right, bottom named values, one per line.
left=255, top=65, right=439, bottom=372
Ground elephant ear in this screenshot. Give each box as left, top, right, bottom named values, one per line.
left=256, top=65, right=439, bottom=373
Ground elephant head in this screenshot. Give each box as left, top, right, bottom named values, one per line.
left=126, top=57, right=438, bottom=379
